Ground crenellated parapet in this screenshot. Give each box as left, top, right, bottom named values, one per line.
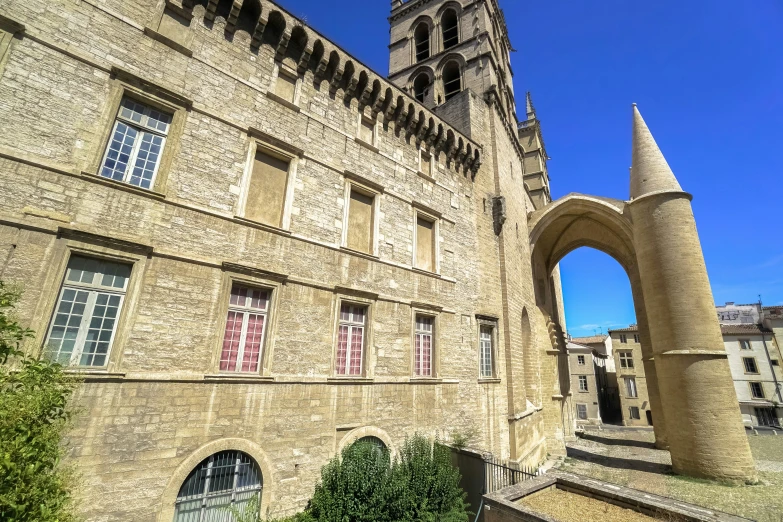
left=173, top=0, right=482, bottom=176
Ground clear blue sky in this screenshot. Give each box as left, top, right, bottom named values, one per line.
left=275, top=0, right=783, bottom=337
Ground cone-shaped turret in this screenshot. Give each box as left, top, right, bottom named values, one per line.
left=630, top=104, right=682, bottom=199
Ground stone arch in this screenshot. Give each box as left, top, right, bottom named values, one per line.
left=409, top=16, right=433, bottom=63
left=235, top=0, right=262, bottom=37
left=407, top=66, right=434, bottom=103
left=438, top=57, right=464, bottom=102
left=157, top=438, right=275, bottom=521
left=437, top=3, right=462, bottom=51
left=335, top=426, right=395, bottom=458
left=263, top=10, right=286, bottom=47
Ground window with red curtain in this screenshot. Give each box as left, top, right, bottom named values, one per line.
left=336, top=304, right=366, bottom=375
left=414, top=315, right=433, bottom=376
left=220, top=284, right=269, bottom=372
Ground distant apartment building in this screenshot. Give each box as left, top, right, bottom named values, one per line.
left=609, top=327, right=652, bottom=426
left=717, top=303, right=782, bottom=428
left=570, top=334, right=621, bottom=423
left=567, top=341, right=601, bottom=426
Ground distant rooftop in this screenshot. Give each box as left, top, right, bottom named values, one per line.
left=569, top=335, right=607, bottom=345
left=721, top=324, right=773, bottom=336
left=608, top=325, right=639, bottom=333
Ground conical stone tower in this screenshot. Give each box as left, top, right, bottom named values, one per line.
left=628, top=105, right=756, bottom=481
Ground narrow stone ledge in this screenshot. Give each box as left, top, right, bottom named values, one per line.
left=233, top=216, right=292, bottom=236
left=143, top=26, right=193, bottom=57
left=660, top=349, right=728, bottom=357
left=266, top=91, right=301, bottom=113
left=354, top=138, right=380, bottom=154
left=326, top=377, right=375, bottom=385
left=203, top=374, right=275, bottom=384
left=416, top=170, right=436, bottom=184
left=81, top=171, right=167, bottom=200
left=478, top=378, right=502, bottom=384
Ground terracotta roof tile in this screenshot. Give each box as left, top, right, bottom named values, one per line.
left=609, top=326, right=639, bottom=333
left=569, top=335, right=607, bottom=345
left=720, top=324, right=772, bottom=336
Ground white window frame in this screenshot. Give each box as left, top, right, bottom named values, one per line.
left=578, top=375, right=588, bottom=392
left=219, top=284, right=271, bottom=374
left=335, top=302, right=368, bottom=376
left=99, top=96, right=172, bottom=190
left=412, top=208, right=440, bottom=274
left=619, top=351, right=634, bottom=369
left=414, top=313, right=435, bottom=377
left=478, top=320, right=496, bottom=379
left=237, top=139, right=299, bottom=231
left=43, top=256, right=131, bottom=368
left=341, top=180, right=381, bottom=257
left=577, top=355, right=585, bottom=366
left=749, top=382, right=765, bottom=399
left=576, top=403, right=588, bottom=420
left=625, top=377, right=638, bottom=398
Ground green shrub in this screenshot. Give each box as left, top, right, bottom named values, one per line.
left=308, top=433, right=470, bottom=522
left=0, top=282, right=79, bottom=522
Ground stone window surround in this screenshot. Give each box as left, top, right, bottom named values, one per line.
left=476, top=315, right=499, bottom=381
left=738, top=339, right=752, bottom=350
left=83, top=68, right=190, bottom=196
left=330, top=291, right=376, bottom=380
left=412, top=204, right=441, bottom=274
left=624, top=376, right=638, bottom=398
left=235, top=134, right=300, bottom=233
left=577, top=375, right=588, bottom=392
left=748, top=381, right=765, bottom=399
left=629, top=406, right=641, bottom=420
left=410, top=306, right=440, bottom=379
left=418, top=147, right=435, bottom=180
left=340, top=173, right=383, bottom=258
left=0, top=15, right=24, bottom=78
left=618, top=351, right=634, bottom=369
left=577, top=355, right=585, bottom=366
left=576, top=403, right=587, bottom=420
left=267, top=62, right=302, bottom=112
left=35, top=230, right=151, bottom=376
left=355, top=111, right=380, bottom=151
left=209, top=269, right=285, bottom=378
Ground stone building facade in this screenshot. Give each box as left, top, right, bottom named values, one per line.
left=609, top=327, right=652, bottom=427
left=567, top=341, right=601, bottom=426
left=0, top=0, right=577, bottom=519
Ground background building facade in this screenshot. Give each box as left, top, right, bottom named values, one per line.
left=609, top=327, right=652, bottom=427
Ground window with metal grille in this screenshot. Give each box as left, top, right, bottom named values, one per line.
left=578, top=375, right=588, bottom=392
left=442, top=61, right=461, bottom=101
left=100, top=97, right=171, bottom=190
left=414, top=315, right=434, bottom=377
left=44, top=256, right=131, bottom=367
left=619, top=351, right=634, bottom=369
left=749, top=382, right=765, bottom=399
left=576, top=404, right=587, bottom=420
left=414, top=22, right=430, bottom=62
left=220, top=285, right=270, bottom=373
left=755, top=407, right=780, bottom=428
left=577, top=355, right=585, bottom=365
left=479, top=324, right=494, bottom=378
left=739, top=339, right=751, bottom=350
left=625, top=377, right=638, bottom=398
left=743, top=357, right=759, bottom=374
left=174, top=451, right=262, bottom=522
left=336, top=304, right=367, bottom=375
left=629, top=406, right=641, bottom=420
left=441, top=9, right=459, bottom=50
left=413, top=73, right=430, bottom=103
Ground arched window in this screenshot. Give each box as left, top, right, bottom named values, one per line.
left=413, top=73, right=430, bottom=103
left=353, top=436, right=388, bottom=458
left=174, top=451, right=262, bottom=522
left=414, top=23, right=430, bottom=62
left=442, top=61, right=461, bottom=101
left=442, top=9, right=459, bottom=50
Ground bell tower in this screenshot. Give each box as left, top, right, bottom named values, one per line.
left=388, top=0, right=518, bottom=123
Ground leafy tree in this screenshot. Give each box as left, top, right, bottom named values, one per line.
left=0, top=281, right=79, bottom=522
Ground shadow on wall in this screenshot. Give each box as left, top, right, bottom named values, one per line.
left=578, top=433, right=657, bottom=450
left=566, top=447, right=672, bottom=475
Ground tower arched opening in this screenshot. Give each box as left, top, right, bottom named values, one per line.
left=414, top=22, right=430, bottom=62
left=413, top=73, right=430, bottom=103
left=442, top=61, right=461, bottom=101
left=441, top=9, right=459, bottom=50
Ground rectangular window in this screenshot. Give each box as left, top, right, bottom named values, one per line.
left=220, top=285, right=269, bottom=373
left=577, top=355, right=585, bottom=366
left=749, top=382, right=765, bottom=399
left=755, top=407, right=779, bottom=428
left=629, top=406, right=641, bottom=420
left=479, top=325, right=494, bottom=378
left=44, top=256, right=131, bottom=367
left=633, top=334, right=640, bottom=343
left=415, top=216, right=436, bottom=272
left=619, top=334, right=627, bottom=344
left=420, top=151, right=432, bottom=176
left=625, top=377, right=638, bottom=398
left=336, top=304, right=366, bottom=376
left=739, top=339, right=751, bottom=350
left=772, top=360, right=780, bottom=367
left=743, top=357, right=759, bottom=374
left=100, top=97, right=172, bottom=190
left=576, top=404, right=587, bottom=420
left=359, top=117, right=375, bottom=145
left=245, top=150, right=290, bottom=227
left=619, top=351, right=634, bottom=369
left=346, top=188, right=375, bottom=254
left=414, top=315, right=434, bottom=377
left=578, top=375, right=588, bottom=392
left=274, top=71, right=297, bottom=104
